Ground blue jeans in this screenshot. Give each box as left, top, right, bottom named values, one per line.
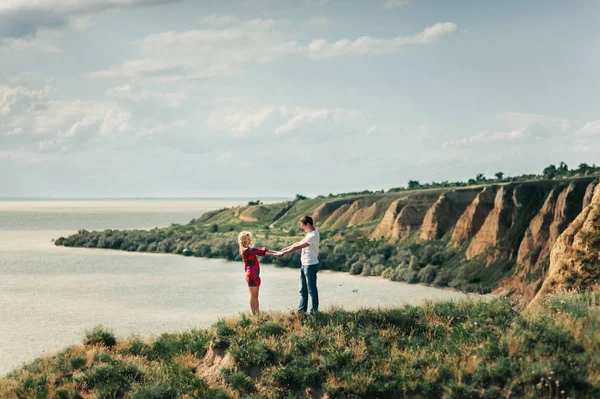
left=299, top=263, right=319, bottom=313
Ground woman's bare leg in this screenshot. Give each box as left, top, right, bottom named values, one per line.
left=249, top=286, right=260, bottom=315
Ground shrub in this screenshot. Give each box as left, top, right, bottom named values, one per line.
left=81, top=362, right=143, bottom=398
left=418, top=265, right=437, bottom=285
left=221, top=369, right=255, bottom=394
left=69, top=355, right=87, bottom=370
left=404, top=270, right=419, bottom=284
left=371, top=264, right=385, bottom=276
left=213, top=320, right=236, bottom=349
left=84, top=325, right=117, bottom=348
left=132, top=381, right=177, bottom=399
left=433, top=269, right=452, bottom=287
left=349, top=261, right=363, bottom=275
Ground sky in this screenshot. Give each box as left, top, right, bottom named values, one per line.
left=1, top=0, right=599, bottom=198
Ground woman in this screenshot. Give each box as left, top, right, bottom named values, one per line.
left=238, top=231, right=278, bottom=315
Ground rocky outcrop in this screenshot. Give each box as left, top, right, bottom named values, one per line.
left=327, top=200, right=373, bottom=230
left=530, top=185, right=600, bottom=306
left=583, top=178, right=599, bottom=208
left=392, top=205, right=430, bottom=241
left=370, top=199, right=404, bottom=241
left=348, top=202, right=379, bottom=227
left=516, top=188, right=561, bottom=267
left=451, top=187, right=497, bottom=246
left=371, top=194, right=438, bottom=242
left=548, top=182, right=587, bottom=248
left=419, top=189, right=480, bottom=241
left=320, top=204, right=352, bottom=229
left=312, top=199, right=355, bottom=225
left=495, top=181, right=589, bottom=302
left=465, top=186, right=515, bottom=260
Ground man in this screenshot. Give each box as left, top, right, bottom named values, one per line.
left=277, top=216, right=320, bottom=314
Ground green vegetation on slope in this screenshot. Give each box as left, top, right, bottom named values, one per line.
left=2, top=293, right=599, bottom=398
left=55, top=225, right=511, bottom=294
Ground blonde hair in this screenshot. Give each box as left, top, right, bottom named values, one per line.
left=238, top=231, right=253, bottom=255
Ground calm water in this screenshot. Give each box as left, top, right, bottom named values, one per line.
left=0, top=200, right=475, bottom=375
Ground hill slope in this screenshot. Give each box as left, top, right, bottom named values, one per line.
left=2, top=295, right=599, bottom=398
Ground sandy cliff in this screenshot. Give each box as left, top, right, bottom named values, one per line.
left=419, top=189, right=480, bottom=241
left=451, top=186, right=497, bottom=246
left=530, top=184, right=600, bottom=306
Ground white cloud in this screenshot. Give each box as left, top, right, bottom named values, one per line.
left=0, top=0, right=180, bottom=39
left=443, top=112, right=574, bottom=149
left=578, top=120, right=600, bottom=136
left=88, top=19, right=458, bottom=81
left=0, top=0, right=177, bottom=13
left=139, top=119, right=186, bottom=136
left=0, top=84, right=49, bottom=116
left=501, top=112, right=570, bottom=133
left=202, top=14, right=238, bottom=26
left=1, top=83, right=133, bottom=155
left=307, top=15, right=333, bottom=27
left=275, top=107, right=361, bottom=134
left=203, top=101, right=363, bottom=138
left=443, top=129, right=529, bottom=148
left=384, top=0, right=410, bottom=9
left=105, top=84, right=187, bottom=107
left=0, top=28, right=63, bottom=52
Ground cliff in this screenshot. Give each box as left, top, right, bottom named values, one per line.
left=148, top=176, right=600, bottom=302
left=451, top=186, right=497, bottom=246
left=530, top=184, right=600, bottom=306
left=419, top=189, right=480, bottom=241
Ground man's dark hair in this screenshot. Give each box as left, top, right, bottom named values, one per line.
left=299, top=216, right=313, bottom=226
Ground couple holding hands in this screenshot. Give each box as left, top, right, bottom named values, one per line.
left=237, top=216, right=320, bottom=315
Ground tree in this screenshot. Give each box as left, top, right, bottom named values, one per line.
left=247, top=200, right=262, bottom=206
left=543, top=164, right=557, bottom=179
left=408, top=180, right=421, bottom=189
left=578, top=163, right=591, bottom=175
left=475, top=173, right=485, bottom=182
left=495, top=172, right=504, bottom=181
left=210, top=223, right=219, bottom=233
left=558, top=161, right=569, bottom=174
left=295, top=194, right=308, bottom=201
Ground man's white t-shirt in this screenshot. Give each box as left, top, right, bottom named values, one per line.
left=300, top=229, right=320, bottom=266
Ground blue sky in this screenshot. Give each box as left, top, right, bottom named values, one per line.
left=1, top=0, right=599, bottom=198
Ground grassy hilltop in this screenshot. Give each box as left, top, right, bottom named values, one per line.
left=1, top=293, right=599, bottom=398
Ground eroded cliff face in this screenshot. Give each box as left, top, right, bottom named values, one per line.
left=392, top=205, right=430, bottom=241
left=530, top=185, right=600, bottom=306
left=320, top=204, right=352, bottom=229
left=583, top=178, right=599, bottom=208
left=370, top=192, right=441, bottom=242
left=370, top=199, right=403, bottom=241
left=516, top=188, right=561, bottom=267
left=451, top=187, right=497, bottom=247
left=465, top=186, right=515, bottom=260
left=321, top=197, right=392, bottom=230
left=419, top=189, right=481, bottom=241
left=312, top=199, right=355, bottom=226
left=200, top=176, right=600, bottom=303
left=495, top=181, right=590, bottom=302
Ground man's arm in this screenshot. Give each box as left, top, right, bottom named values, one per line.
left=279, top=240, right=302, bottom=253
left=279, top=241, right=310, bottom=256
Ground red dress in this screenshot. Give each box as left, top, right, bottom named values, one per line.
left=242, top=247, right=267, bottom=287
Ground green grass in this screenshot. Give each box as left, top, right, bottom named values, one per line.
left=2, top=294, right=599, bottom=398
